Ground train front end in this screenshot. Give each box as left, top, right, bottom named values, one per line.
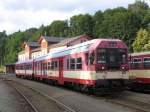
left=93, top=39, right=129, bottom=93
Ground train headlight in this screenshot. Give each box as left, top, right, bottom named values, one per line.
left=101, top=66, right=105, bottom=70
left=122, top=66, right=125, bottom=70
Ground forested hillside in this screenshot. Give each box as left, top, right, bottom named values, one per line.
left=0, top=1, right=149, bottom=66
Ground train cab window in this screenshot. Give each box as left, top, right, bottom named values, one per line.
left=131, top=58, right=142, bottom=69
left=90, top=51, right=95, bottom=65
left=118, top=49, right=127, bottom=64
left=70, top=58, right=75, bottom=69
left=144, top=57, right=150, bottom=68
left=97, top=49, right=106, bottom=64
left=76, top=58, right=82, bottom=69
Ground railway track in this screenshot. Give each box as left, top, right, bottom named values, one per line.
left=5, top=79, right=76, bottom=112
left=91, top=91, right=150, bottom=112
left=4, top=76, right=150, bottom=112
left=102, top=96, right=150, bottom=112
left=7, top=81, right=39, bottom=112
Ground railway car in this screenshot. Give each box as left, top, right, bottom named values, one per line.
left=129, top=52, right=150, bottom=91
left=15, top=39, right=129, bottom=94
left=15, top=60, right=33, bottom=79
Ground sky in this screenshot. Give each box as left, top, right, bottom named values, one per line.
left=0, top=0, right=149, bottom=34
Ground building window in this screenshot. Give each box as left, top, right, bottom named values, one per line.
left=76, top=58, right=82, bottom=69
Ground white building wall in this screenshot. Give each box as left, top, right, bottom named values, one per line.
left=31, top=51, right=42, bottom=59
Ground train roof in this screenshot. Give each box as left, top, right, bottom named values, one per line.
left=130, top=51, right=150, bottom=56
left=16, top=59, right=33, bottom=64
left=35, top=38, right=123, bottom=61
left=15, top=38, right=125, bottom=64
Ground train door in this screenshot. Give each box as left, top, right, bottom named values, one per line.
left=43, top=62, right=47, bottom=76
left=38, top=61, right=42, bottom=76
left=59, top=58, right=64, bottom=85
left=24, top=64, right=26, bottom=75
left=89, top=51, right=95, bottom=71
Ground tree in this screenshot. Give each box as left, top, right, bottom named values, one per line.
left=128, top=0, right=149, bottom=14
left=69, top=14, right=94, bottom=36
left=133, top=28, right=150, bottom=52
left=128, top=0, right=149, bottom=28
left=93, top=11, right=104, bottom=37
left=0, top=31, right=7, bottom=66
left=142, top=9, right=150, bottom=28
left=95, top=7, right=141, bottom=51
left=45, top=20, right=69, bottom=37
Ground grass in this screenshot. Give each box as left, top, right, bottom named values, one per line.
left=0, top=66, right=6, bottom=73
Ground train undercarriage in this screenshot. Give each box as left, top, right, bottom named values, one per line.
left=16, top=74, right=128, bottom=95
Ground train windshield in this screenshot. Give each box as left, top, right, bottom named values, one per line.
left=97, top=48, right=127, bottom=67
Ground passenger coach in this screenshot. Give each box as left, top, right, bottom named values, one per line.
left=16, top=39, right=129, bottom=93
left=129, top=52, right=150, bottom=91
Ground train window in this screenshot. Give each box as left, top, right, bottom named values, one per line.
left=54, top=61, right=58, bottom=69
left=43, top=63, right=47, bottom=70
left=97, top=49, right=106, bottom=64
left=70, top=58, right=75, bottom=69
left=133, top=58, right=142, bottom=63
left=131, top=58, right=142, bottom=69
left=90, top=51, right=95, bottom=65
left=144, top=57, right=150, bottom=68
left=47, top=62, right=51, bottom=70
left=76, top=58, right=82, bottom=69
left=109, top=42, right=117, bottom=47
left=118, top=49, right=127, bottom=64
left=51, top=62, right=55, bottom=70
left=67, top=59, right=70, bottom=69
left=85, top=52, right=89, bottom=65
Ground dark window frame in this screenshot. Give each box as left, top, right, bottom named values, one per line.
left=143, top=57, right=150, bottom=68
left=70, top=58, right=76, bottom=70
left=76, top=57, right=82, bottom=70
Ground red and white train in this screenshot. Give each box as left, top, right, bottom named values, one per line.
left=129, top=52, right=150, bottom=91
left=15, top=39, right=129, bottom=93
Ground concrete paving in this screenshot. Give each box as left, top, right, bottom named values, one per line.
left=10, top=77, right=138, bottom=112
left=0, top=80, right=33, bottom=112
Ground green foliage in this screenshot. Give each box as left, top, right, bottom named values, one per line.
left=128, top=0, right=149, bottom=14
left=133, top=28, right=150, bottom=52
left=94, top=7, right=141, bottom=51
left=0, top=31, right=7, bottom=66
left=69, top=14, right=94, bottom=36
left=142, top=9, right=150, bottom=28
left=44, top=20, right=69, bottom=37
left=0, top=66, right=5, bottom=73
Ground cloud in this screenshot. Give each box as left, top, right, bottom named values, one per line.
left=0, top=0, right=149, bottom=34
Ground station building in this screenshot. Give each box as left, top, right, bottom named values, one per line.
left=6, top=34, right=91, bottom=73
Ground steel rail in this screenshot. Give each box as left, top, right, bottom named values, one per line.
left=6, top=81, right=39, bottom=112
left=7, top=80, right=77, bottom=112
